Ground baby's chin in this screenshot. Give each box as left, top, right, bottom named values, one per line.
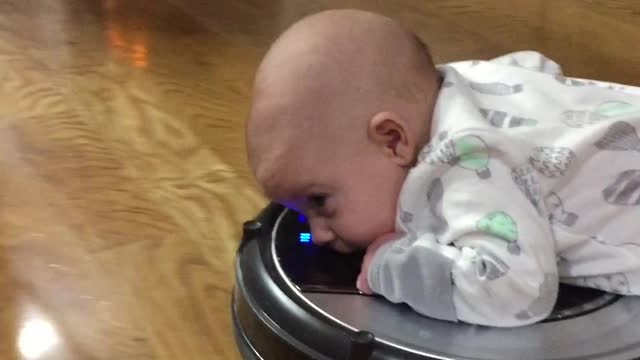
left=331, top=240, right=366, bottom=254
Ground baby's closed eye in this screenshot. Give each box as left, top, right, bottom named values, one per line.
left=308, top=194, right=327, bottom=210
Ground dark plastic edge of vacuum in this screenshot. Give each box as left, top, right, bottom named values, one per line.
left=231, top=294, right=264, bottom=360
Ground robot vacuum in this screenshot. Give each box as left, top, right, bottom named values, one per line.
left=231, top=203, right=640, bottom=360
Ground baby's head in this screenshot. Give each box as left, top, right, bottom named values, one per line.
left=246, top=9, right=441, bottom=253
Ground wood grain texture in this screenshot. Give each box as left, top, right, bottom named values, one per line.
left=0, top=0, right=638, bottom=359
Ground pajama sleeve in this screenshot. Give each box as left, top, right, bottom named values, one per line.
left=366, top=154, right=559, bottom=327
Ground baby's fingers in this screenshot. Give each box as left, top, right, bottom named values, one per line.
left=356, top=272, right=373, bottom=294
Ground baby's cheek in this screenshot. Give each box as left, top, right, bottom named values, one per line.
left=337, top=209, right=394, bottom=248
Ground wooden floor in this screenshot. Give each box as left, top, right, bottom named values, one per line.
left=0, top=0, right=638, bottom=359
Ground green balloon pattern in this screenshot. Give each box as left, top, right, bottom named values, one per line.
left=454, top=136, right=491, bottom=179
left=477, top=211, right=520, bottom=255
left=422, top=133, right=492, bottom=179
left=597, top=101, right=640, bottom=118
left=563, top=101, right=640, bottom=128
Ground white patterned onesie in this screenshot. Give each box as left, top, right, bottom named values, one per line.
left=366, top=51, right=640, bottom=327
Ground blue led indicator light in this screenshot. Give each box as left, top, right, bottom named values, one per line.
left=298, top=214, right=307, bottom=223
left=299, top=232, right=312, bottom=243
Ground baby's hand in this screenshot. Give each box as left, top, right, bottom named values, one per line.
left=356, top=232, right=403, bottom=294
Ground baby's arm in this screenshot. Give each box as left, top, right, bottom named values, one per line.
left=366, top=159, right=558, bottom=327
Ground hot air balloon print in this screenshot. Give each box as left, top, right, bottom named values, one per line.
left=595, top=121, right=640, bottom=152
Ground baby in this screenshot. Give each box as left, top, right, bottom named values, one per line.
left=245, top=9, right=640, bottom=327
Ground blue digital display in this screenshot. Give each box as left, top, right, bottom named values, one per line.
left=299, top=232, right=312, bottom=243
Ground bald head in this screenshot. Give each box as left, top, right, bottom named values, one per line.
left=246, top=9, right=439, bottom=196
left=253, top=9, right=434, bottom=101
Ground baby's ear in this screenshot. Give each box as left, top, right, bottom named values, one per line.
left=367, top=112, right=415, bottom=166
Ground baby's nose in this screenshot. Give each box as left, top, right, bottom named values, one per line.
left=309, top=220, right=335, bottom=246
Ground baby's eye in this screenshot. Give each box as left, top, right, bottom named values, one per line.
left=308, top=194, right=327, bottom=209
